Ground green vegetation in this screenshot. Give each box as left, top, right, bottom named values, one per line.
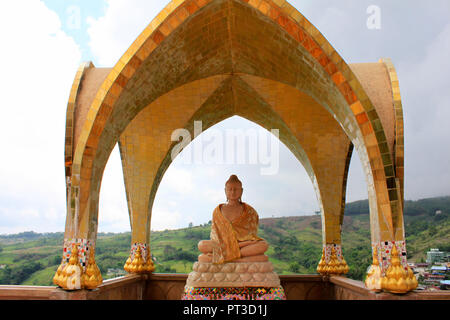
left=0, top=196, right=449, bottom=286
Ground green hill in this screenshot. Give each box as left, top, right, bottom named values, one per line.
left=1, top=196, right=449, bottom=286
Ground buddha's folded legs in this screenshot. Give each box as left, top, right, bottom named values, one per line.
left=198, top=239, right=268, bottom=256
left=198, top=253, right=213, bottom=263
left=198, top=253, right=269, bottom=263
left=239, top=240, right=268, bottom=257
left=197, top=239, right=269, bottom=263
left=198, top=240, right=214, bottom=254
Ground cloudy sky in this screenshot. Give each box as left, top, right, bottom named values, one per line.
left=0, top=0, right=448, bottom=235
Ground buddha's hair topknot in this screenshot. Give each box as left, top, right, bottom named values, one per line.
left=226, top=174, right=242, bottom=186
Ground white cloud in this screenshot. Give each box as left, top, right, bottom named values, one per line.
left=0, top=1, right=81, bottom=234
left=150, top=207, right=182, bottom=231
left=203, top=189, right=226, bottom=205
left=346, top=152, right=369, bottom=202
left=399, top=22, right=450, bottom=199
left=86, top=0, right=170, bottom=66
left=163, top=167, right=194, bottom=194
left=98, top=147, right=130, bottom=233
left=0, top=204, right=64, bottom=234
left=168, top=200, right=178, bottom=207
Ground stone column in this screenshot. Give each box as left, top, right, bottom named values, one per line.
left=53, top=178, right=103, bottom=290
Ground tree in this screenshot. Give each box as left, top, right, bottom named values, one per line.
left=428, top=225, right=437, bottom=235
left=163, top=245, right=176, bottom=258
left=47, top=255, right=61, bottom=267
left=7, top=262, right=43, bottom=285
left=155, top=264, right=176, bottom=273
left=0, top=266, right=12, bottom=285
left=289, top=262, right=300, bottom=273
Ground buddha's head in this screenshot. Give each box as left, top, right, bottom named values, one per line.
left=225, top=174, right=243, bottom=203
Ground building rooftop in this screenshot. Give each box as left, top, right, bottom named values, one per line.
left=431, top=266, right=448, bottom=271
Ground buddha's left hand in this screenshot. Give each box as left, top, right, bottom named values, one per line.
left=238, top=240, right=259, bottom=248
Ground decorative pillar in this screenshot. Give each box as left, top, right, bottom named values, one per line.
left=314, top=193, right=350, bottom=276
left=313, top=143, right=352, bottom=277
left=54, top=162, right=104, bottom=291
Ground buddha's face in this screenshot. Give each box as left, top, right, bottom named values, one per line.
left=225, top=181, right=243, bottom=202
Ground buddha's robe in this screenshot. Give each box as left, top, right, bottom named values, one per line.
left=210, top=202, right=264, bottom=264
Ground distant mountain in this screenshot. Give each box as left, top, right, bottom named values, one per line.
left=0, top=231, right=64, bottom=244
left=345, top=195, right=450, bottom=216
left=0, top=196, right=448, bottom=286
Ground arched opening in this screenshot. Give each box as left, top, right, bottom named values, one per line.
left=149, top=115, right=320, bottom=274
left=98, top=145, right=129, bottom=233
left=95, top=144, right=131, bottom=280
left=341, top=150, right=372, bottom=280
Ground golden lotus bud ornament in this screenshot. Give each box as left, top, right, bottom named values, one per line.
left=144, top=250, right=155, bottom=273
left=53, top=261, right=65, bottom=287
left=84, top=248, right=103, bottom=290
left=124, top=256, right=132, bottom=272
left=341, top=255, right=349, bottom=274
left=61, top=244, right=83, bottom=290
left=317, top=246, right=349, bottom=276
left=316, top=248, right=327, bottom=275
left=406, top=265, right=418, bottom=291
left=124, top=245, right=155, bottom=274
left=381, top=244, right=412, bottom=294
left=365, top=247, right=382, bottom=292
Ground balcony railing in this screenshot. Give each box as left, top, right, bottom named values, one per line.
left=1, top=274, right=449, bottom=300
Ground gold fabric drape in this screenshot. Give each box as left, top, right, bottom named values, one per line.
left=210, top=202, right=264, bottom=264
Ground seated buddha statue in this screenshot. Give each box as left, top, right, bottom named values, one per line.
left=183, top=174, right=286, bottom=300
left=197, top=174, right=269, bottom=264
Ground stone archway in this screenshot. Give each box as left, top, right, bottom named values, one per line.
left=56, top=0, right=413, bottom=293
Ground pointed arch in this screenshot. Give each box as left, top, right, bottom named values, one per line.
left=118, top=73, right=352, bottom=250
